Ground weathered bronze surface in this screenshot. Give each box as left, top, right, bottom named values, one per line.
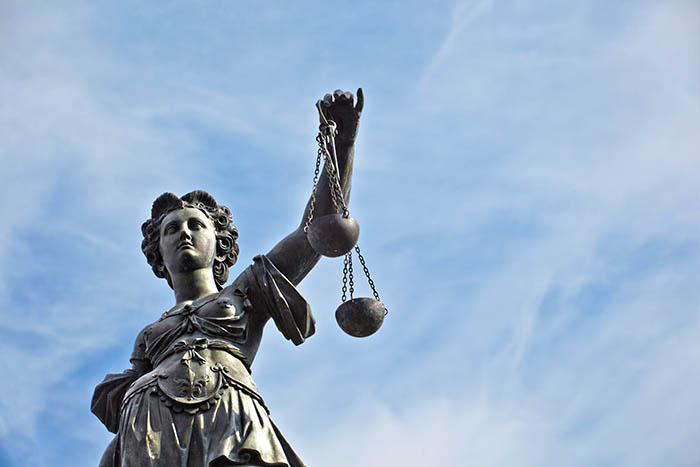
left=335, top=297, right=386, bottom=338
left=92, top=89, right=364, bottom=467
left=307, top=213, right=360, bottom=257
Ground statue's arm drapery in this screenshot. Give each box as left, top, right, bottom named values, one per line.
left=91, top=328, right=153, bottom=433
left=245, top=254, right=315, bottom=345
left=267, top=89, right=363, bottom=285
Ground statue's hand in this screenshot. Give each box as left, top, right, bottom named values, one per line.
left=318, top=88, right=364, bottom=145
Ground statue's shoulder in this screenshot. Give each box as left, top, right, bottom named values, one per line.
left=219, top=261, right=256, bottom=298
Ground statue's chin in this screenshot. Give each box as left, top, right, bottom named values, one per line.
left=172, top=250, right=211, bottom=273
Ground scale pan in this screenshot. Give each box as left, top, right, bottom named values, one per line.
left=335, top=297, right=386, bottom=337
left=307, top=213, right=359, bottom=257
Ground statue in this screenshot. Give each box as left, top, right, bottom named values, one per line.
left=92, top=89, right=364, bottom=467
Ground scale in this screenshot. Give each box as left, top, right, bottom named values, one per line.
left=303, top=102, right=388, bottom=338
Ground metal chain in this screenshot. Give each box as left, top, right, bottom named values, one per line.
left=341, top=251, right=355, bottom=301
left=306, top=120, right=349, bottom=230
left=348, top=251, right=354, bottom=300
left=310, top=110, right=387, bottom=314
left=319, top=137, right=344, bottom=215
left=341, top=254, right=349, bottom=302
left=303, top=137, right=324, bottom=233
left=354, top=245, right=384, bottom=311
left=319, top=136, right=349, bottom=217
left=341, top=246, right=387, bottom=314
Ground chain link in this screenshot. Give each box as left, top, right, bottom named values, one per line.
left=306, top=123, right=349, bottom=232
left=348, top=252, right=354, bottom=300
left=354, top=245, right=385, bottom=314
left=342, top=254, right=349, bottom=302
left=320, top=138, right=343, bottom=214
left=303, top=137, right=324, bottom=233
left=309, top=114, right=387, bottom=315
left=319, top=136, right=349, bottom=217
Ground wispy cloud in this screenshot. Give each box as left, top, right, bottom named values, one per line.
left=286, top=1, right=700, bottom=465
left=422, top=0, right=496, bottom=84
left=0, top=1, right=698, bottom=466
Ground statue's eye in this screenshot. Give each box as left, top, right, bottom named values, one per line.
left=164, top=224, right=177, bottom=234
left=189, top=219, right=206, bottom=230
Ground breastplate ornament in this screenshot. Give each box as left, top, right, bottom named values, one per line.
left=157, top=338, right=222, bottom=405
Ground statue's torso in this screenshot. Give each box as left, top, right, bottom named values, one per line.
left=125, top=285, right=269, bottom=414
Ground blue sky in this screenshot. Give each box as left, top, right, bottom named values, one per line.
left=1, top=1, right=699, bottom=466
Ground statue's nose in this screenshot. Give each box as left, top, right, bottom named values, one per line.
left=180, top=229, right=192, bottom=240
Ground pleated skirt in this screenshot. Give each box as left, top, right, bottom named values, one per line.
left=115, top=386, right=304, bottom=467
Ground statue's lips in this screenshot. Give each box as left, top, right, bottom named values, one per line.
left=177, top=242, right=194, bottom=251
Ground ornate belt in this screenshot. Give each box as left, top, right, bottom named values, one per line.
left=123, top=338, right=267, bottom=415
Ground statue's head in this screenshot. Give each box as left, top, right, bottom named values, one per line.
left=141, top=190, right=239, bottom=290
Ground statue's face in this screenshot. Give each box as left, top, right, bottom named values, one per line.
left=159, top=207, right=217, bottom=276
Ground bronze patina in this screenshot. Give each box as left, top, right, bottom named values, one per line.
left=92, top=89, right=364, bottom=467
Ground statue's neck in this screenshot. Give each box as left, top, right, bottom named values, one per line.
left=170, top=268, right=219, bottom=304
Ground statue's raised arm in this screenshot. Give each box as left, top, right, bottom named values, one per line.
left=92, top=88, right=367, bottom=467
left=267, top=88, right=364, bottom=285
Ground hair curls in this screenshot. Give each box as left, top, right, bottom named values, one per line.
left=141, top=190, right=239, bottom=290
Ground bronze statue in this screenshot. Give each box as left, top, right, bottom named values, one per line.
left=92, top=89, right=364, bottom=467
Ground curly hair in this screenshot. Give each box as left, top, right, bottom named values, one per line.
left=141, top=190, right=239, bottom=290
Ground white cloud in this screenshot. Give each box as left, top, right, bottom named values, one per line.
left=1, top=1, right=698, bottom=466
left=282, top=1, right=700, bottom=465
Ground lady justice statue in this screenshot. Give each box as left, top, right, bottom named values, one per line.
left=92, top=89, right=365, bottom=466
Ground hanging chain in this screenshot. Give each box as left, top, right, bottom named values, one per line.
left=354, top=245, right=386, bottom=314
left=342, top=254, right=349, bottom=302
left=341, top=245, right=386, bottom=314
left=303, top=138, right=323, bottom=233
left=319, top=133, right=349, bottom=218
left=311, top=103, right=387, bottom=314
left=305, top=117, right=349, bottom=232
left=315, top=101, right=348, bottom=218
left=341, top=250, right=355, bottom=302
left=348, top=252, right=354, bottom=299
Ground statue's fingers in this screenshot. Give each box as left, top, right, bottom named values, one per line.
left=333, top=89, right=345, bottom=101
left=355, top=88, right=364, bottom=113
left=342, top=91, right=354, bottom=107
left=323, top=93, right=333, bottom=107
